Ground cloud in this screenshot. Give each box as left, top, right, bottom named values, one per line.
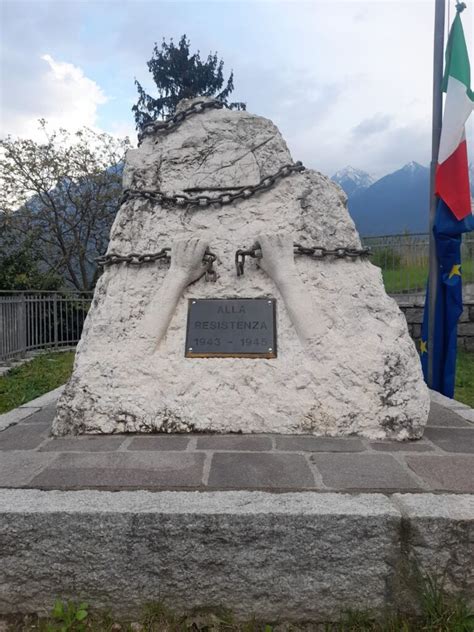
left=1, top=53, right=108, bottom=139
left=352, top=114, right=392, bottom=139
left=1, top=0, right=473, bottom=178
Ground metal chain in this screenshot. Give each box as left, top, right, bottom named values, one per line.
left=96, top=248, right=171, bottom=267
left=121, top=161, right=306, bottom=209
left=235, top=243, right=371, bottom=276
left=138, top=100, right=226, bottom=143
left=123, top=102, right=365, bottom=281
left=96, top=242, right=369, bottom=280
left=96, top=248, right=218, bottom=282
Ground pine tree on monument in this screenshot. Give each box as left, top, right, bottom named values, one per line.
left=132, top=34, right=245, bottom=132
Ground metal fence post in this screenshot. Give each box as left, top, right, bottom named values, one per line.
left=53, top=294, right=59, bottom=349
left=0, top=299, right=5, bottom=362
left=427, top=0, right=445, bottom=388
left=19, top=294, right=27, bottom=358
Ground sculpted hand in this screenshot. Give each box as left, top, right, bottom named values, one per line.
left=143, top=237, right=210, bottom=349
left=256, top=233, right=296, bottom=285
left=170, top=237, right=210, bottom=287
left=256, top=232, right=328, bottom=348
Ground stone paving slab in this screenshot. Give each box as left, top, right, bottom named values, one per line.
left=196, top=435, right=273, bottom=451
left=275, top=436, right=365, bottom=452
left=310, top=453, right=422, bottom=491
left=29, top=451, right=206, bottom=490
left=208, top=452, right=317, bottom=490
left=0, top=407, right=40, bottom=432
left=0, top=423, right=50, bottom=451
left=427, top=402, right=473, bottom=427
left=423, top=426, right=474, bottom=453
left=129, top=436, right=191, bottom=451
left=405, top=455, right=474, bottom=493
left=0, top=389, right=473, bottom=493
left=21, top=404, right=59, bottom=424
left=0, top=453, right=58, bottom=486
left=429, top=390, right=474, bottom=424
left=369, top=439, right=435, bottom=452
left=39, top=435, right=128, bottom=452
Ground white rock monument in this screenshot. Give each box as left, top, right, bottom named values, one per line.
left=53, top=98, right=429, bottom=439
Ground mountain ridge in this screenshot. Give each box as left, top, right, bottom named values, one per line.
left=331, top=162, right=474, bottom=236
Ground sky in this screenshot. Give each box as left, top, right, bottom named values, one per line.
left=1, top=0, right=473, bottom=179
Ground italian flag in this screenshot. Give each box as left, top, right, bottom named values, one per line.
left=435, top=10, right=474, bottom=221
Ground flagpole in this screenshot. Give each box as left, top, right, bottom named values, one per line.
left=427, top=0, right=446, bottom=387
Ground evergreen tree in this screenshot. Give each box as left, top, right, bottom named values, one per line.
left=133, top=35, right=245, bottom=131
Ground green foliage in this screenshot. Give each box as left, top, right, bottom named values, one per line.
left=0, top=232, right=62, bottom=290
left=0, top=122, right=130, bottom=291
left=133, top=34, right=245, bottom=131
left=0, top=351, right=75, bottom=413
left=46, top=600, right=88, bottom=632
left=414, top=569, right=474, bottom=632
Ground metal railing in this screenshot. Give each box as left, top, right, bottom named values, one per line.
left=362, top=232, right=474, bottom=297
left=0, top=291, right=92, bottom=362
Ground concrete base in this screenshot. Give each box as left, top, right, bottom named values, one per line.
left=0, top=388, right=473, bottom=621
left=0, top=490, right=472, bottom=621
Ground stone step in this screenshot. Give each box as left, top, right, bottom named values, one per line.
left=0, top=490, right=472, bottom=620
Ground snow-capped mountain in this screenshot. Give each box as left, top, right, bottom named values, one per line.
left=345, top=161, right=430, bottom=236
left=331, top=161, right=473, bottom=236
left=331, top=166, right=376, bottom=197
left=401, top=160, right=424, bottom=175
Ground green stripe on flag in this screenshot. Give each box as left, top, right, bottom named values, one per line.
left=442, top=13, right=474, bottom=101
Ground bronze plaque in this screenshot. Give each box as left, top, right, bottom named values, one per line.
left=185, top=298, right=277, bottom=358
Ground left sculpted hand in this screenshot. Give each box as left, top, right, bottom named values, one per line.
left=170, top=237, right=210, bottom=286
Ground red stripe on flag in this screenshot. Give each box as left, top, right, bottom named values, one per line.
left=435, top=140, right=472, bottom=220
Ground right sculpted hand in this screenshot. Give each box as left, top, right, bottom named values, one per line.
left=256, top=233, right=296, bottom=285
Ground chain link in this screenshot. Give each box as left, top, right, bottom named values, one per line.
left=121, top=161, right=306, bottom=209
left=138, top=100, right=226, bottom=143
left=235, top=243, right=371, bottom=276
left=96, top=248, right=218, bottom=282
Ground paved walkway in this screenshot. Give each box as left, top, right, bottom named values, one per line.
left=1, top=388, right=473, bottom=494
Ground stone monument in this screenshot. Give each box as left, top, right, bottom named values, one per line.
left=53, top=98, right=430, bottom=439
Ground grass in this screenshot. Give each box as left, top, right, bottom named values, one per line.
left=0, top=351, right=75, bottom=413
left=376, top=259, right=474, bottom=294
left=2, top=576, right=473, bottom=631
left=455, top=350, right=474, bottom=408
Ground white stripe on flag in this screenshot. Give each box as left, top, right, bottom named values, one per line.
left=438, top=75, right=474, bottom=164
